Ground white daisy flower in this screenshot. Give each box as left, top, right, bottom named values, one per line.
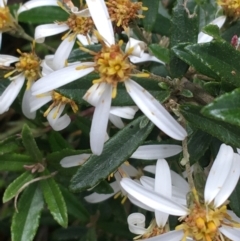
left=0, top=47, right=41, bottom=117
left=121, top=143, right=240, bottom=241
left=31, top=0, right=187, bottom=155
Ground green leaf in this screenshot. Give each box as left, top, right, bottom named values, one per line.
left=48, top=132, right=72, bottom=152
left=202, top=88, right=240, bottom=127
left=0, top=78, right=10, bottom=95
left=202, top=24, right=222, bottom=41
left=0, top=135, right=20, bottom=154
left=187, top=129, right=212, bottom=165
left=57, top=73, right=169, bottom=106
left=22, top=124, right=42, bottom=162
left=51, top=227, right=88, bottom=241
left=142, top=0, right=159, bottom=31
left=41, top=171, right=68, bottom=227
left=92, top=180, right=114, bottom=194
left=70, top=115, right=154, bottom=192
left=185, top=41, right=240, bottom=87
left=180, top=89, right=193, bottom=98
left=18, top=6, right=68, bottom=24
left=0, top=153, right=33, bottom=171
left=169, top=0, right=198, bottom=77
left=229, top=180, right=240, bottom=217
left=172, top=43, right=219, bottom=79
left=59, top=186, right=90, bottom=223
left=3, top=172, right=34, bottom=203
left=180, top=104, right=240, bottom=147
left=152, top=13, right=171, bottom=36
left=11, top=183, right=44, bottom=241
left=148, top=44, right=170, bottom=63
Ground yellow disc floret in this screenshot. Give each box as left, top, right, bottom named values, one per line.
left=0, top=6, right=14, bottom=32
left=44, top=91, right=78, bottom=119
left=106, top=0, right=148, bottom=29
left=217, top=0, right=240, bottom=18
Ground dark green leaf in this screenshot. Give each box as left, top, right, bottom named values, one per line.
left=3, top=172, right=34, bottom=203
left=0, top=135, right=20, bottom=154
left=70, top=115, right=154, bottom=192
left=152, top=13, right=171, bottom=36
left=0, top=78, right=10, bottom=95
left=142, top=0, right=159, bottom=31
left=51, top=227, right=88, bottom=241
left=229, top=180, right=240, bottom=217
left=48, top=131, right=72, bottom=152
left=169, top=0, right=198, bottom=77
left=22, top=124, right=42, bottom=162
left=202, top=88, right=240, bottom=127
left=148, top=44, right=170, bottom=63
left=18, top=6, right=68, bottom=24
left=0, top=153, right=33, bottom=171
left=180, top=104, right=240, bottom=147
left=11, top=183, right=44, bottom=241
left=59, top=186, right=90, bottom=223
left=180, top=89, right=193, bottom=98
left=92, top=180, right=114, bottom=194
left=202, top=24, right=221, bottom=40
left=41, top=171, right=68, bottom=227
left=185, top=41, right=240, bottom=87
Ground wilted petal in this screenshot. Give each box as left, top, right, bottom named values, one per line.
left=126, top=38, right=146, bottom=57
left=127, top=213, right=147, bottom=235
left=219, top=226, right=240, bottom=241
left=34, top=23, right=69, bottom=43
left=214, top=153, right=240, bottom=207
left=129, top=53, right=165, bottom=64
left=204, top=144, right=234, bottom=204
left=32, top=63, right=94, bottom=95
left=84, top=181, right=119, bottom=203
left=60, top=153, right=91, bottom=167
left=86, top=0, right=114, bottom=45
left=22, top=88, right=36, bottom=119
left=0, top=54, right=18, bottom=66
left=125, top=79, right=187, bottom=140
left=90, top=84, right=112, bottom=155
left=109, top=106, right=138, bottom=119
left=17, top=0, right=58, bottom=14
left=52, top=36, right=75, bottom=70
left=198, top=16, right=226, bottom=43
left=120, top=178, right=188, bottom=216
left=71, top=7, right=90, bottom=17
left=109, top=114, right=124, bottom=128
left=131, top=145, right=182, bottom=160
left=0, top=74, right=25, bottom=114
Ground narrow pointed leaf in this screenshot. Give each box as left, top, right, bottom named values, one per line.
left=11, top=183, right=44, bottom=241
left=70, top=115, right=154, bottom=192
left=22, top=124, right=42, bottom=162
left=41, top=171, right=68, bottom=228
left=149, top=44, right=170, bottom=63
left=3, top=172, right=34, bottom=203
left=48, top=131, right=72, bottom=152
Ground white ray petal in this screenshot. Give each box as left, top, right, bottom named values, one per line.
left=32, top=63, right=94, bottom=95
left=0, top=0, right=4, bottom=7
left=227, top=210, right=240, bottom=223
left=83, top=83, right=107, bottom=106
left=170, top=170, right=190, bottom=194
left=77, top=34, right=92, bottom=45
left=47, top=105, right=71, bottom=131
left=128, top=194, right=155, bottom=211
left=125, top=79, right=187, bottom=140
left=0, top=54, right=19, bottom=66
left=138, top=230, right=184, bottom=241
left=109, top=106, right=139, bottom=119
left=121, top=164, right=138, bottom=177
left=34, top=23, right=69, bottom=43
left=204, top=144, right=234, bottom=204
left=143, top=165, right=156, bottom=174
left=84, top=181, right=119, bottom=203
left=30, top=94, right=52, bottom=112
left=0, top=32, right=2, bottom=49
left=90, top=84, right=112, bottom=155
left=127, top=213, right=147, bottom=235
left=0, top=74, right=24, bottom=114
left=22, top=88, right=36, bottom=119
left=129, top=53, right=165, bottom=64
left=60, top=154, right=91, bottom=168
left=214, top=153, right=240, bottom=207
left=126, top=38, right=146, bottom=57
left=198, top=16, right=226, bottom=43
left=109, top=114, right=124, bottom=129
left=155, top=159, right=171, bottom=227
left=17, top=0, right=58, bottom=15
left=219, top=226, right=240, bottom=241
left=52, top=36, right=75, bottom=70
left=120, top=178, right=188, bottom=216
left=131, top=144, right=182, bottom=160
left=86, top=0, right=114, bottom=45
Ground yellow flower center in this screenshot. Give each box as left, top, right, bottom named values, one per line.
left=106, top=0, right=148, bottom=28
left=176, top=202, right=236, bottom=241
left=66, top=14, right=94, bottom=37
left=44, top=91, right=78, bottom=119
left=0, top=6, right=13, bottom=31
left=217, top=0, right=240, bottom=17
